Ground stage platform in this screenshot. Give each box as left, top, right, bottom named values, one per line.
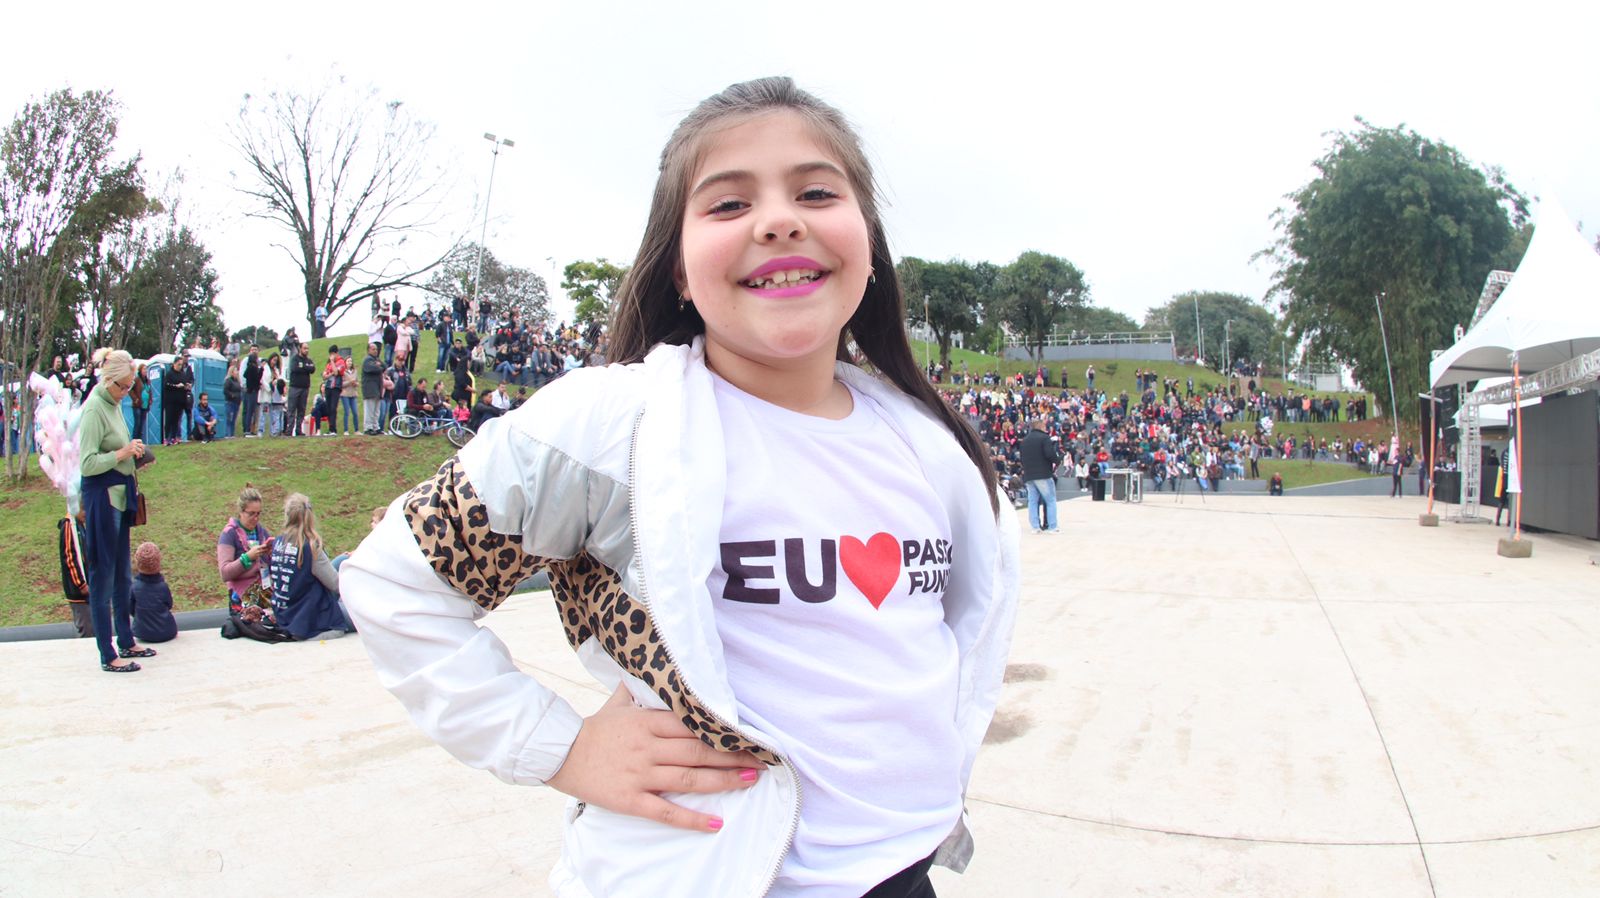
left=3, top=494, right=1597, bottom=897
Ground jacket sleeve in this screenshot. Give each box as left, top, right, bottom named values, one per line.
left=218, top=527, right=249, bottom=582
left=311, top=547, right=340, bottom=595
left=340, top=410, right=599, bottom=786
left=78, top=401, right=119, bottom=477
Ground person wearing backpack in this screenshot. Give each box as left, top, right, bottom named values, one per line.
left=58, top=511, right=94, bottom=638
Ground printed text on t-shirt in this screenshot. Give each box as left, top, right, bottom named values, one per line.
left=719, top=533, right=952, bottom=609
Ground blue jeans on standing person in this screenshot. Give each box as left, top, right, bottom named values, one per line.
left=225, top=400, right=239, bottom=438
left=1026, top=477, right=1059, bottom=532
left=87, top=511, right=135, bottom=666
left=341, top=396, right=358, bottom=434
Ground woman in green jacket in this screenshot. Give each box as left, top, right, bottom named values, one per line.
left=78, top=349, right=156, bottom=672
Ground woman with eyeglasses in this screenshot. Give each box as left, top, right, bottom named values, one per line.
left=78, top=348, right=156, bottom=673
left=218, top=484, right=272, bottom=618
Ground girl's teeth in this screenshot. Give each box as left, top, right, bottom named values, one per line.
left=746, top=270, right=820, bottom=289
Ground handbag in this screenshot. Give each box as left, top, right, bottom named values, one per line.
left=133, top=492, right=148, bottom=527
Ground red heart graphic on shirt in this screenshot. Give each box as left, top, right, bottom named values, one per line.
left=840, top=532, right=901, bottom=609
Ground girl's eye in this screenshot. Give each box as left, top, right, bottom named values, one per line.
left=707, top=198, right=747, bottom=215
left=799, top=186, right=840, bottom=202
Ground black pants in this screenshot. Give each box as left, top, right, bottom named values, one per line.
left=286, top=387, right=308, bottom=435
left=862, top=853, right=936, bottom=898
left=162, top=401, right=186, bottom=442
left=241, top=395, right=259, bottom=435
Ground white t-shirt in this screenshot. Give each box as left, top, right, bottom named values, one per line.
left=708, top=375, right=963, bottom=898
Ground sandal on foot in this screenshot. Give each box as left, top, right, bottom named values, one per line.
left=102, top=661, right=142, bottom=673
left=119, top=647, right=157, bottom=658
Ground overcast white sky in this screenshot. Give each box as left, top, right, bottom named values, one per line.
left=4, top=0, right=1596, bottom=340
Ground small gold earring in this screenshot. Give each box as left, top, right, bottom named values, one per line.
left=678, top=294, right=690, bottom=311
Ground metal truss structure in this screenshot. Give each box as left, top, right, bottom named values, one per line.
left=1453, top=347, right=1600, bottom=521
left=1467, top=270, right=1515, bottom=330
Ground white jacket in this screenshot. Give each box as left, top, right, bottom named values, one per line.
left=342, top=339, right=1021, bottom=897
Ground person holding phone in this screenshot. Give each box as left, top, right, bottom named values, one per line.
left=218, top=485, right=272, bottom=617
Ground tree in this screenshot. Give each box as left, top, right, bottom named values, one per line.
left=1262, top=120, right=1527, bottom=417
left=1144, top=291, right=1282, bottom=371
left=992, top=251, right=1089, bottom=362
left=70, top=164, right=158, bottom=357
left=424, top=242, right=550, bottom=326
left=230, top=80, right=455, bottom=339
left=563, top=258, right=628, bottom=326
left=0, top=88, right=125, bottom=481
left=1063, top=305, right=1140, bottom=336
left=232, top=325, right=280, bottom=350
left=125, top=225, right=223, bottom=356
left=897, top=257, right=994, bottom=369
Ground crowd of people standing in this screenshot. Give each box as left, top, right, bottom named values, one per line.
left=948, top=373, right=1381, bottom=501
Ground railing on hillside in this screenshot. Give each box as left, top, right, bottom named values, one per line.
left=906, top=322, right=965, bottom=349
left=1006, top=331, right=1174, bottom=350
left=1286, top=366, right=1345, bottom=391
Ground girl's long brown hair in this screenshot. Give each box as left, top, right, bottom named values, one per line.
left=608, top=77, right=999, bottom=512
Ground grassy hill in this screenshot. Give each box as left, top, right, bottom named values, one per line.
left=0, top=433, right=457, bottom=629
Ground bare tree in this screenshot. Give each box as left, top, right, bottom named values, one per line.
left=0, top=88, right=124, bottom=482
left=230, top=80, right=457, bottom=338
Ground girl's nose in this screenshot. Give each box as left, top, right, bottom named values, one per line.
left=755, top=205, right=806, bottom=243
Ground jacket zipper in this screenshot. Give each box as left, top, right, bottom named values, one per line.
left=626, top=407, right=801, bottom=897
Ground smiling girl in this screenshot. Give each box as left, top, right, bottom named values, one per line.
left=343, top=77, right=1019, bottom=898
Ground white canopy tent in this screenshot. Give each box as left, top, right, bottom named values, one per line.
left=1430, top=196, right=1600, bottom=389
left=1428, top=196, right=1600, bottom=528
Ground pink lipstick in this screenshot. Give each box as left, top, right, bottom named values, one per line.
left=740, top=256, right=830, bottom=298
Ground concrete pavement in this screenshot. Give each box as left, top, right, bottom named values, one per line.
left=3, top=494, right=1596, bottom=897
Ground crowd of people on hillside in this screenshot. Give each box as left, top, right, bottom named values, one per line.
left=48, top=313, right=1391, bottom=669
left=41, top=294, right=612, bottom=665
left=945, top=374, right=1403, bottom=503
left=9, top=297, right=610, bottom=453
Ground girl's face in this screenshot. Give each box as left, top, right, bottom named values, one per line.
left=678, top=110, right=870, bottom=375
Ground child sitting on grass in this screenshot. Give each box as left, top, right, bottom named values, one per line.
left=132, top=541, right=178, bottom=643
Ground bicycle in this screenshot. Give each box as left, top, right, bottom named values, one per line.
left=388, top=412, right=475, bottom=448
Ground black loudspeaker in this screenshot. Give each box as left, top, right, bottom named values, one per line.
left=1438, top=384, right=1460, bottom=458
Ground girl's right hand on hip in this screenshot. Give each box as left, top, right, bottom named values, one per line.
left=547, top=685, right=763, bottom=833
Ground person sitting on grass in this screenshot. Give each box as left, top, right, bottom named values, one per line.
left=451, top=397, right=470, bottom=426
left=265, top=493, right=355, bottom=641
left=469, top=388, right=505, bottom=431
left=192, top=393, right=218, bottom=442
left=131, top=541, right=178, bottom=643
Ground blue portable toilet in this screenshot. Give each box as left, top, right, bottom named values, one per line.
left=187, top=348, right=228, bottom=432
left=139, top=349, right=228, bottom=442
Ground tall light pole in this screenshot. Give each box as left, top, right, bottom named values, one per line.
left=1192, top=296, right=1204, bottom=364
left=471, top=133, right=515, bottom=314
left=1374, top=291, right=1400, bottom=430
left=1224, top=318, right=1234, bottom=377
